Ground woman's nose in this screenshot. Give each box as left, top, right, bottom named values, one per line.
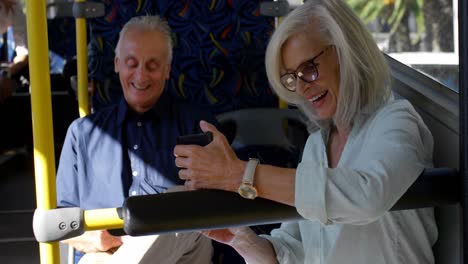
left=295, top=78, right=310, bottom=97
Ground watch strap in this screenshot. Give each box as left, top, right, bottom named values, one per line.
left=242, top=158, right=259, bottom=185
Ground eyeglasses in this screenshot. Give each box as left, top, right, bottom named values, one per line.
left=280, top=45, right=333, bottom=92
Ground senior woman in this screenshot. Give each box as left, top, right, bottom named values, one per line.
left=174, top=0, right=437, bottom=263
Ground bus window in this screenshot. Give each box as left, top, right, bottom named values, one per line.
left=346, top=0, right=459, bottom=92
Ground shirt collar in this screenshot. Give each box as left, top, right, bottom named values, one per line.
left=318, top=103, right=375, bottom=142
left=319, top=96, right=394, bottom=142
left=116, top=93, right=171, bottom=126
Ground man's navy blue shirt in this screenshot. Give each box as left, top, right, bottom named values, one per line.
left=56, top=93, right=217, bottom=209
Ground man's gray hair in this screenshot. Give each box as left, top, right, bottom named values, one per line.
left=265, top=0, right=391, bottom=128
left=115, top=15, right=173, bottom=63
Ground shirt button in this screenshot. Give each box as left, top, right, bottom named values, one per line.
left=132, top=171, right=138, bottom=177
left=133, top=144, right=139, bottom=150
left=131, top=191, right=137, bottom=196
left=137, top=122, right=142, bottom=127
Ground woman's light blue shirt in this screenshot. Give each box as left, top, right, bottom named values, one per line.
left=263, top=99, right=437, bottom=264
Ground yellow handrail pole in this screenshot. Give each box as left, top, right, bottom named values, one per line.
left=25, top=0, right=60, bottom=263
left=84, top=208, right=125, bottom=231
left=76, top=0, right=90, bottom=117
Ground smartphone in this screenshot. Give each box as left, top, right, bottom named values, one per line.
left=176, top=132, right=213, bottom=146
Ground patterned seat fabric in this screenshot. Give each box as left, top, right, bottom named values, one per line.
left=87, top=0, right=277, bottom=113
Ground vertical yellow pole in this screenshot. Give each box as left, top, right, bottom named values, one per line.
left=25, top=0, right=60, bottom=263
left=76, top=0, right=90, bottom=117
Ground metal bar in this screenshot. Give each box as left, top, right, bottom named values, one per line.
left=25, top=0, right=60, bottom=263
left=75, top=0, right=90, bottom=117
left=84, top=208, right=124, bottom=231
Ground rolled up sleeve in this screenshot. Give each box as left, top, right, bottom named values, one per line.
left=261, top=221, right=304, bottom=264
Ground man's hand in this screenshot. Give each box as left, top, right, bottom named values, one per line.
left=62, top=230, right=123, bottom=253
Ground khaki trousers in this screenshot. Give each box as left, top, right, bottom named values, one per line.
left=78, top=232, right=213, bottom=264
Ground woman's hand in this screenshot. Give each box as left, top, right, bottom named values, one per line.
left=202, top=227, right=256, bottom=246
left=201, top=227, right=256, bottom=248
left=201, top=228, right=237, bottom=245
left=174, top=120, right=245, bottom=192
left=202, top=227, right=278, bottom=264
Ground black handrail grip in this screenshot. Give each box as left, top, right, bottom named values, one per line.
left=123, top=189, right=302, bottom=236
left=122, top=167, right=459, bottom=236
left=391, top=168, right=460, bottom=210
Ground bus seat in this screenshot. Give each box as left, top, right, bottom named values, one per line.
left=216, top=108, right=311, bottom=168
left=62, top=57, right=77, bottom=97
left=87, top=2, right=277, bottom=113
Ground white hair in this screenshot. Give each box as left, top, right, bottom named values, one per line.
left=115, top=15, right=173, bottom=63
left=265, top=0, right=391, bottom=128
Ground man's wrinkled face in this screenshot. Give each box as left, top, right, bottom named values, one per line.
left=114, top=28, right=171, bottom=113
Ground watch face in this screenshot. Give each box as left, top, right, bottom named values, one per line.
left=238, top=184, right=257, bottom=199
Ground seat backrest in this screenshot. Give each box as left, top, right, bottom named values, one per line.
left=217, top=108, right=310, bottom=148
left=217, top=108, right=311, bottom=167
left=87, top=2, right=277, bottom=113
